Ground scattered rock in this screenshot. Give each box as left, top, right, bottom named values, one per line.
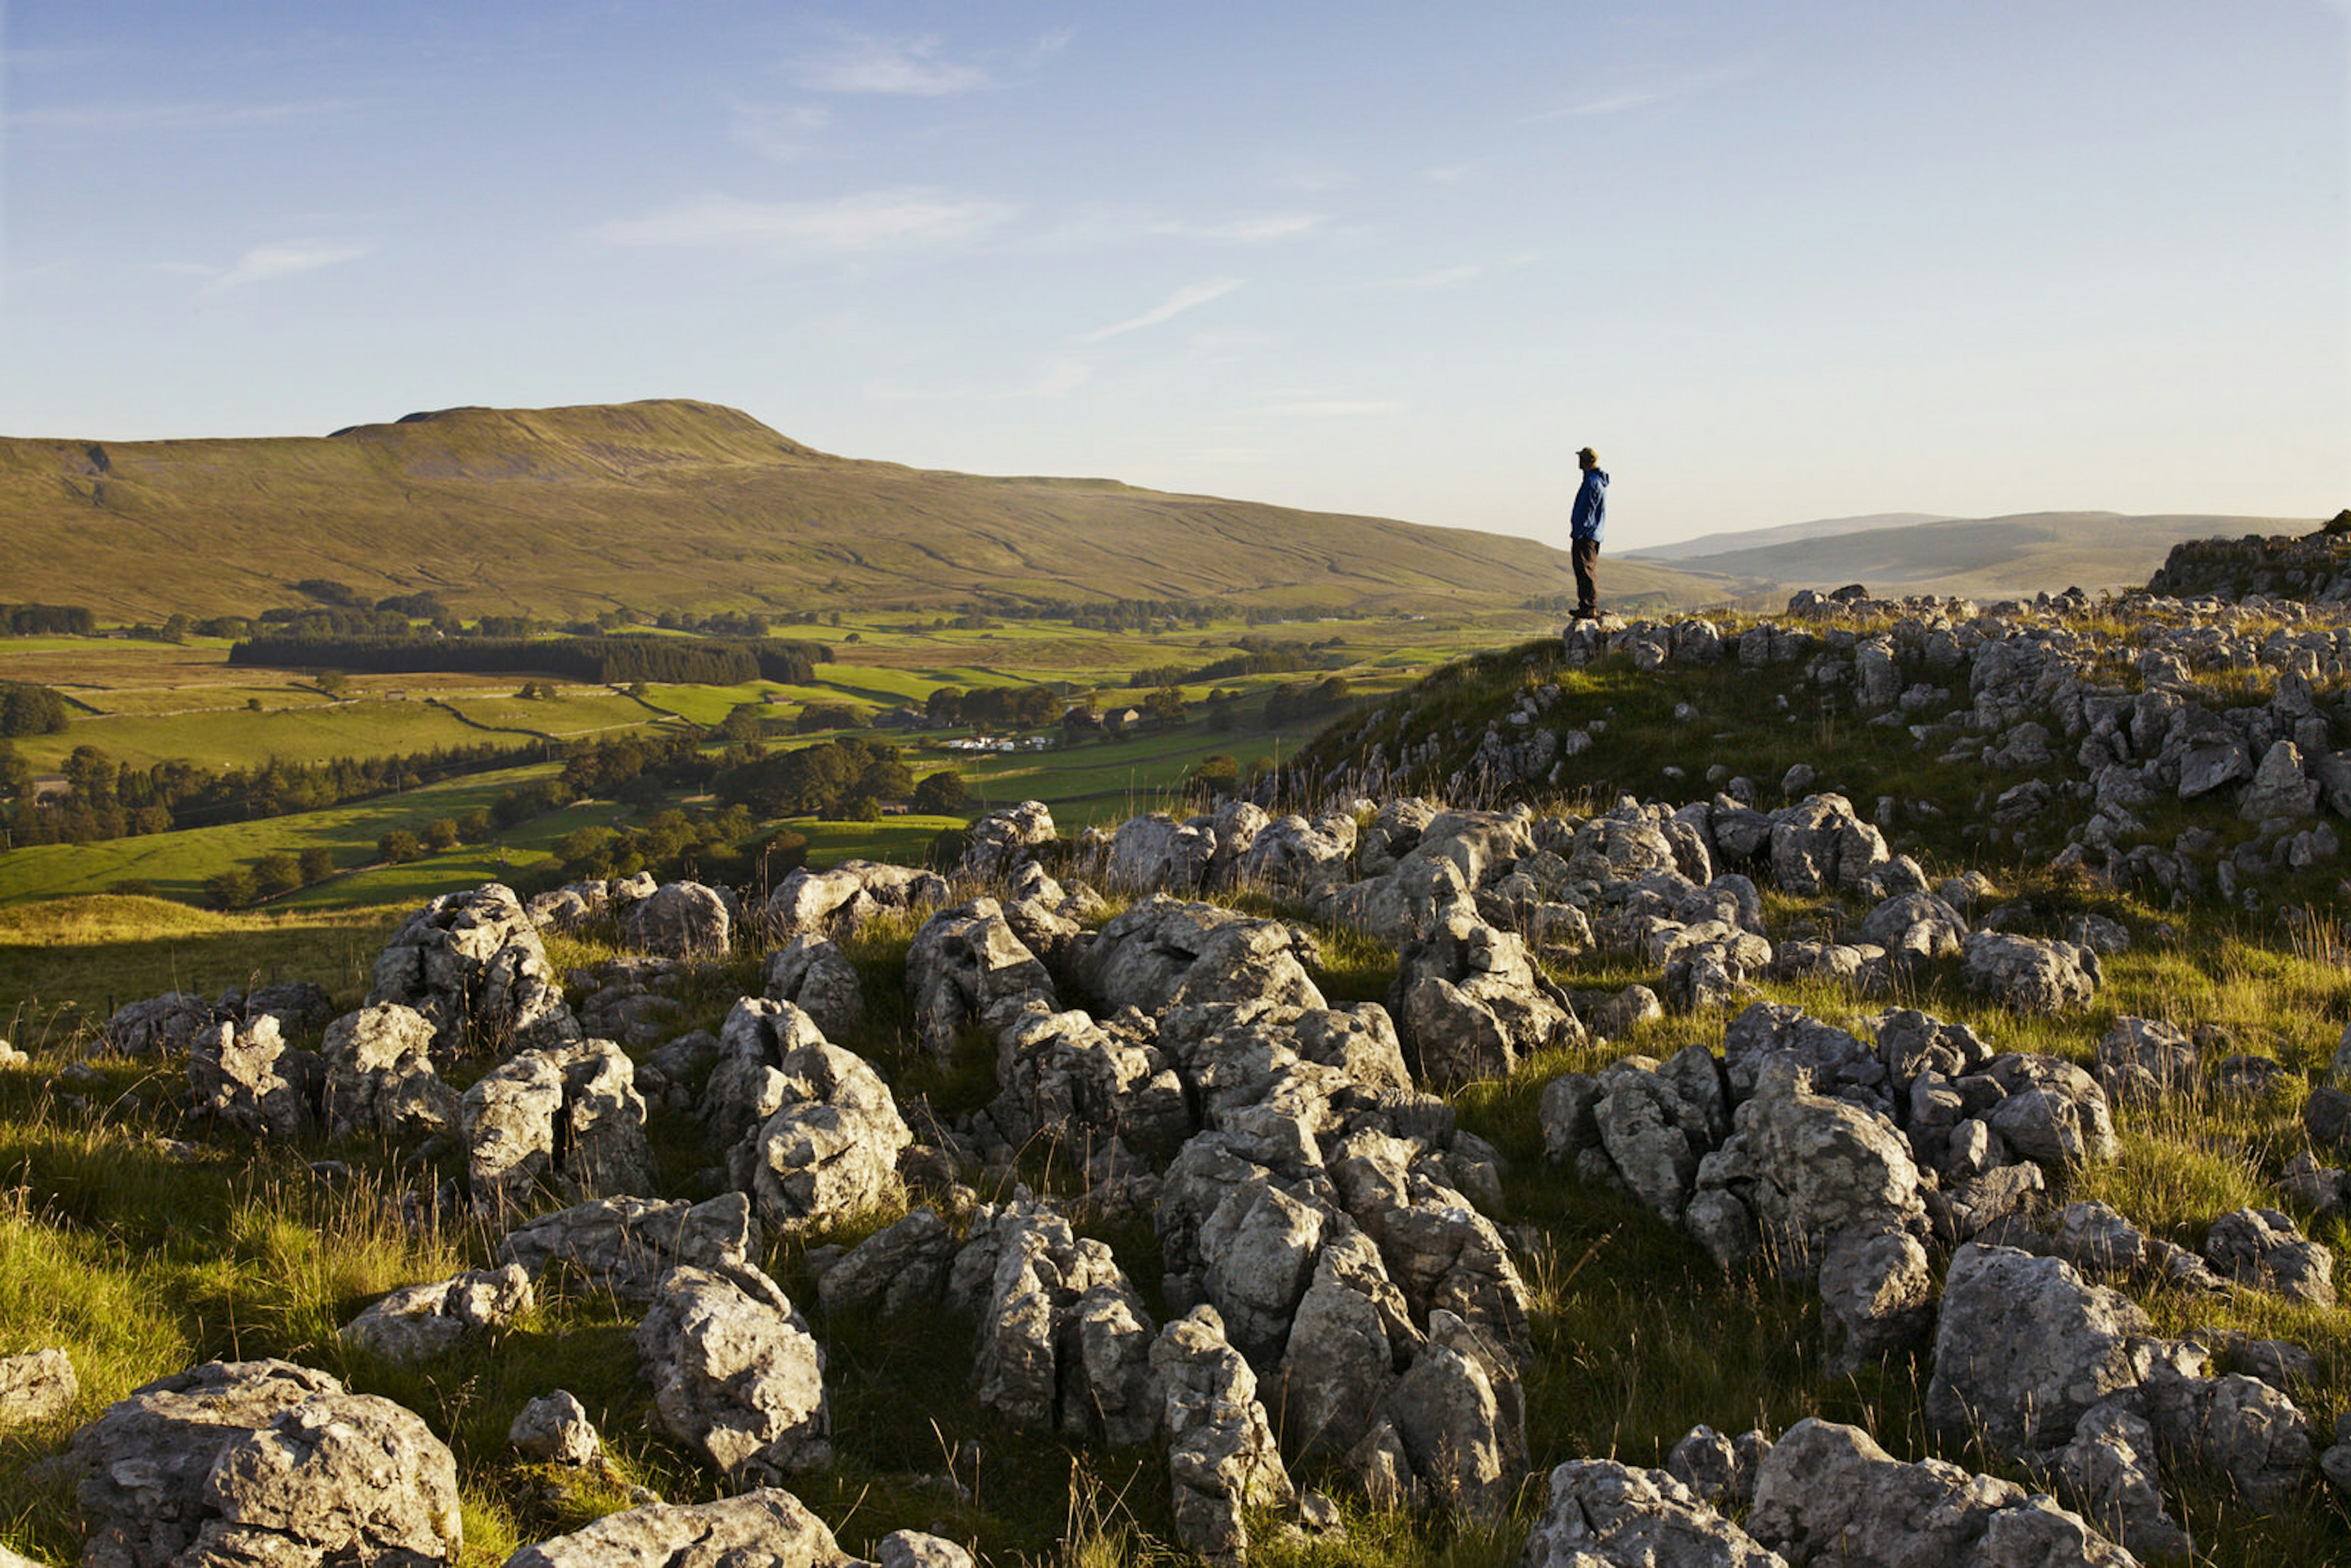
left=636, top=1262, right=832, bottom=1482
left=342, top=1264, right=534, bottom=1365
left=509, top=1390, right=602, bottom=1468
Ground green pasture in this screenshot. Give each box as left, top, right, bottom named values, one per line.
left=435, top=691, right=667, bottom=738
left=0, top=763, right=566, bottom=906
left=10, top=698, right=500, bottom=772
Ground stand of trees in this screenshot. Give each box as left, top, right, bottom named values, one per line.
left=0, top=683, right=70, bottom=737
left=1, top=604, right=97, bottom=636
left=714, top=735, right=912, bottom=819
left=229, top=634, right=828, bottom=686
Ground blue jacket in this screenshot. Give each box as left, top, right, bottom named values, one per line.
left=1570, top=468, right=1608, bottom=544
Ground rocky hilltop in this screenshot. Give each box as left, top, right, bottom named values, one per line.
left=2146, top=516, right=2351, bottom=603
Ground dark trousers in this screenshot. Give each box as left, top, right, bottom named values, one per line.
left=1572, top=538, right=1599, bottom=615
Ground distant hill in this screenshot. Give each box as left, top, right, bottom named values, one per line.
left=1634, top=512, right=1955, bottom=561
left=0, top=399, right=1726, bottom=621
left=1624, top=511, right=2321, bottom=599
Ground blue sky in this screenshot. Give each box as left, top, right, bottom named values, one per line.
left=2, top=1, right=2344, bottom=551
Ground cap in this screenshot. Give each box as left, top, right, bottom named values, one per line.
left=1576, top=446, right=1598, bottom=464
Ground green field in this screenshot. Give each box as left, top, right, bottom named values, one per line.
left=0, top=763, right=568, bottom=906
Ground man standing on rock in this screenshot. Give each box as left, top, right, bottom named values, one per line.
left=1569, top=445, right=1608, bottom=621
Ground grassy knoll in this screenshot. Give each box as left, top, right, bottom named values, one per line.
left=0, top=897, right=400, bottom=1045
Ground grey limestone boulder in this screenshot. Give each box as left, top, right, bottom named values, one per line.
left=703, top=997, right=831, bottom=1148
left=765, top=859, right=946, bottom=940
left=2094, top=1016, right=2199, bottom=1106
left=1665, top=1424, right=1771, bottom=1510
left=989, top=1006, right=1190, bottom=1165
left=100, top=991, right=220, bottom=1056
left=1390, top=913, right=1580, bottom=1087
left=623, top=880, right=733, bottom=959
left=906, top=897, right=1058, bottom=1060
left=1236, top=811, right=1359, bottom=895
left=187, top=1015, right=320, bottom=1138
left=368, top=882, right=580, bottom=1054
left=763, top=934, right=866, bottom=1043
left=1379, top=1310, right=1526, bottom=1524
left=1076, top=896, right=1325, bottom=1016
left=1106, top=811, right=1218, bottom=893
left=2055, top=1400, right=2190, bottom=1561
left=1858, top=891, right=1970, bottom=961
left=1520, top=1458, right=1785, bottom=1568
left=1768, top=793, right=1890, bottom=895
left=956, top=1201, right=1158, bottom=1445
left=1749, top=1417, right=2135, bottom=1568
left=0, top=1347, right=77, bottom=1427
left=1925, top=1244, right=2157, bottom=1452
left=732, top=1040, right=912, bottom=1237
left=509, top=1389, right=602, bottom=1468
left=319, top=1002, right=459, bottom=1139
left=342, top=1264, right=534, bottom=1365
left=958, top=798, right=1058, bottom=879
left=69, top=1358, right=461, bottom=1568
left=2240, top=738, right=2319, bottom=820
left=1817, top=1225, right=1935, bottom=1370
left=2203, top=1206, right=2336, bottom=1305
left=499, top=1192, right=757, bottom=1300
left=1962, top=932, right=2102, bottom=1015
left=1152, top=1305, right=1294, bottom=1566
left=460, top=1040, right=658, bottom=1218
left=501, top=1487, right=851, bottom=1568
left=816, top=1204, right=958, bottom=1320
left=636, top=1261, right=831, bottom=1481
left=1690, top=1060, right=1925, bottom=1273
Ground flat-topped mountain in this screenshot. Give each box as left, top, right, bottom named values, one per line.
left=0, top=399, right=1718, bottom=620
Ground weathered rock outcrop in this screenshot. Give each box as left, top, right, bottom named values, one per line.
left=69, top=1359, right=462, bottom=1568
left=636, top=1262, right=831, bottom=1481
left=461, top=1040, right=658, bottom=1217
left=368, top=883, right=580, bottom=1054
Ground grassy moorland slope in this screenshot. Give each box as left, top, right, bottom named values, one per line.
left=0, top=400, right=1724, bottom=620
left=1626, top=511, right=2318, bottom=599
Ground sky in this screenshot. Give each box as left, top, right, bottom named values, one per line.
left=2, top=1, right=2345, bottom=554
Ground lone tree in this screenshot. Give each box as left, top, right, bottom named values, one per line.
left=378, top=829, right=422, bottom=864
left=913, top=770, right=969, bottom=814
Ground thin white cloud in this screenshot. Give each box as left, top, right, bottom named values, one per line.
left=1357, top=253, right=1537, bottom=291
left=9, top=98, right=352, bottom=133
left=597, top=189, right=1019, bottom=257
left=729, top=102, right=832, bottom=163
left=790, top=34, right=992, bottom=96
left=1246, top=399, right=1408, bottom=418
left=1152, top=214, right=1324, bottom=244
left=207, top=240, right=372, bottom=291
left=1524, top=62, right=1756, bottom=122
left=1075, top=279, right=1243, bottom=343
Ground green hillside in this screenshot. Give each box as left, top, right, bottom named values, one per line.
left=0, top=399, right=1725, bottom=621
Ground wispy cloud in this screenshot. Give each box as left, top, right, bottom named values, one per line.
left=206, top=240, right=372, bottom=291
left=784, top=27, right=1073, bottom=96
left=1524, top=62, right=1755, bottom=121
left=597, top=189, right=1019, bottom=257
left=1245, top=399, right=1408, bottom=418
left=1357, top=253, right=1536, bottom=291
left=729, top=102, right=832, bottom=163
left=1147, top=214, right=1323, bottom=245
left=1076, top=279, right=1243, bottom=343
left=9, top=99, right=352, bottom=134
